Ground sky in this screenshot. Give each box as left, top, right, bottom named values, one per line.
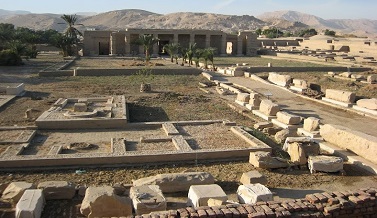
left=1, top=0, right=376, bottom=20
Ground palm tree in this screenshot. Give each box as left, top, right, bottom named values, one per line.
left=186, top=43, right=197, bottom=66
left=60, top=14, right=82, bottom=56
left=194, top=49, right=204, bottom=68
left=201, top=48, right=216, bottom=69
left=163, top=43, right=180, bottom=63
left=180, top=47, right=187, bottom=66
left=135, top=34, right=159, bottom=63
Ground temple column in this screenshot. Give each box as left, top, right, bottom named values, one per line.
left=237, top=33, right=244, bottom=56
left=138, top=34, right=144, bottom=56
left=220, top=34, right=227, bottom=56
left=205, top=34, right=211, bottom=48
left=124, top=34, right=131, bottom=56
left=110, top=32, right=117, bottom=56
left=173, top=34, right=179, bottom=44
left=190, top=34, right=195, bottom=46
left=152, top=34, right=159, bottom=57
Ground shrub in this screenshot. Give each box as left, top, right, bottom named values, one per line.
left=0, top=49, right=23, bottom=66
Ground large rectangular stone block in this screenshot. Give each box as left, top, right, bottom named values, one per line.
left=130, top=185, right=166, bottom=215
left=320, top=124, right=377, bottom=165
left=276, top=111, right=301, bottom=125
left=293, top=79, right=308, bottom=89
left=16, top=189, right=45, bottom=218
left=308, top=155, right=343, bottom=174
left=37, top=181, right=76, bottom=200
left=237, top=184, right=272, bottom=204
left=187, top=184, right=227, bottom=207
left=303, top=117, right=320, bottom=132
left=268, top=72, right=292, bottom=87
left=325, top=89, right=356, bottom=103
left=259, top=100, right=279, bottom=116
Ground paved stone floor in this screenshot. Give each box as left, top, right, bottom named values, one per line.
left=214, top=74, right=377, bottom=137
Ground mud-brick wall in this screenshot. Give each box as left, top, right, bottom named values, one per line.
left=139, top=187, right=377, bottom=218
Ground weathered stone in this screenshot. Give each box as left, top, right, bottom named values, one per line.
left=286, top=142, right=306, bottom=165
left=237, top=184, right=273, bottom=204
left=293, top=79, right=308, bottom=89
left=0, top=183, right=9, bottom=195
left=15, top=189, right=44, bottom=218
left=80, top=186, right=132, bottom=218
left=132, top=172, right=214, bottom=193
left=37, top=181, right=76, bottom=200
left=276, top=111, right=301, bottom=125
left=207, top=198, right=225, bottom=207
left=73, top=103, right=87, bottom=112
left=275, top=129, right=296, bottom=143
left=303, top=117, right=320, bottom=132
left=308, top=155, right=343, bottom=173
left=262, top=127, right=281, bottom=135
left=320, top=124, right=377, bottom=165
left=259, top=100, right=280, bottom=116
left=351, top=74, right=365, bottom=80
left=367, top=75, right=377, bottom=83
left=356, top=98, right=377, bottom=110
left=254, top=122, right=273, bottom=130
left=325, top=89, right=356, bottom=103
left=240, top=171, right=267, bottom=185
left=187, top=184, right=227, bottom=207
left=249, top=151, right=289, bottom=169
left=339, top=72, right=352, bottom=78
left=268, top=72, right=292, bottom=86
left=130, top=185, right=166, bottom=215
left=328, top=71, right=337, bottom=76
left=236, top=93, right=250, bottom=103
left=2, top=182, right=36, bottom=204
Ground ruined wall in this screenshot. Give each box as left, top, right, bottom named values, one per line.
left=141, top=188, right=377, bottom=218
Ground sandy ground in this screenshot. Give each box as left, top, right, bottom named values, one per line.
left=0, top=54, right=376, bottom=217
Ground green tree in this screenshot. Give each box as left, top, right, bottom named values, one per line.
left=324, top=29, right=336, bottom=36
left=186, top=43, right=197, bottom=66
left=255, top=28, right=262, bottom=36
left=201, top=47, right=216, bottom=69
left=134, top=34, right=159, bottom=63
left=163, top=43, right=180, bottom=63
left=59, top=14, right=82, bottom=56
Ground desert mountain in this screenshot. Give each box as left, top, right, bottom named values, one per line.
left=0, top=9, right=376, bottom=36
left=258, top=10, right=377, bottom=36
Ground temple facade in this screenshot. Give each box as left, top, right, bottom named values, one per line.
left=82, top=29, right=259, bottom=56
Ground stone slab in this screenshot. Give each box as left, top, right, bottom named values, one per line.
left=249, top=151, right=289, bottom=169
left=308, top=155, right=343, bottom=174
left=355, top=98, right=377, bottom=110
left=37, top=181, right=76, bottom=200
left=15, top=189, right=44, bottom=218
left=297, top=128, right=321, bottom=138
left=237, top=184, right=273, bottom=204
left=322, top=97, right=353, bottom=108
left=325, top=89, right=356, bottom=103
left=0, top=95, right=16, bottom=109
left=132, top=172, right=215, bottom=193
left=2, top=182, right=36, bottom=204
left=130, top=185, right=166, bottom=215
left=187, top=184, right=227, bottom=207
left=276, top=111, right=301, bottom=125
left=252, top=110, right=276, bottom=121
left=240, top=171, right=267, bottom=185
left=352, top=105, right=377, bottom=116
left=259, top=100, right=280, bottom=116
left=271, top=119, right=302, bottom=130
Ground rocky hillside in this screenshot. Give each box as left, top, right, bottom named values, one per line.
left=1, top=9, right=376, bottom=36
left=258, top=10, right=377, bottom=36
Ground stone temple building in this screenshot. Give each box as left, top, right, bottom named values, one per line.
left=82, top=29, right=260, bottom=57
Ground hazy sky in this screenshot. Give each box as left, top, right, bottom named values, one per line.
left=1, top=0, right=376, bottom=20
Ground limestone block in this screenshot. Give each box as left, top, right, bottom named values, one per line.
left=283, top=137, right=319, bottom=157
left=237, top=184, right=273, bottom=204
left=287, top=142, right=307, bottom=165
left=73, top=103, right=87, bottom=112
left=240, top=171, right=267, bottom=185
left=320, top=124, right=377, bottom=165
left=16, top=189, right=45, bottom=218
left=80, top=186, right=132, bottom=218
left=0, top=183, right=9, bottom=195
left=339, top=72, right=352, bottom=78
left=259, top=100, right=279, bottom=116
left=253, top=122, right=273, bottom=131
left=249, top=98, right=261, bottom=107
left=236, top=93, right=250, bottom=103
left=356, top=98, right=377, bottom=110
left=293, top=79, right=308, bottom=89
left=187, top=184, right=227, bottom=207
left=275, top=129, right=296, bottom=143
left=351, top=74, right=365, bottom=80
left=367, top=75, right=377, bottom=83
left=325, top=89, right=356, bottom=103
left=130, top=185, right=166, bottom=215
left=37, top=181, right=76, bottom=200
left=303, top=117, right=320, bottom=132
left=250, top=93, right=261, bottom=100
left=327, top=72, right=337, bottom=76
left=249, top=151, right=289, bottom=169
left=2, top=182, right=36, bottom=204
left=207, top=198, right=225, bottom=206
left=276, top=111, right=301, bottom=125
left=268, top=72, right=292, bottom=86
left=308, top=155, right=343, bottom=173
left=132, top=172, right=214, bottom=193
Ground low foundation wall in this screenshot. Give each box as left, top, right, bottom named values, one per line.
left=245, top=67, right=371, bottom=73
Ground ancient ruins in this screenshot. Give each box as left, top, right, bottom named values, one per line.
left=1, top=26, right=377, bottom=218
